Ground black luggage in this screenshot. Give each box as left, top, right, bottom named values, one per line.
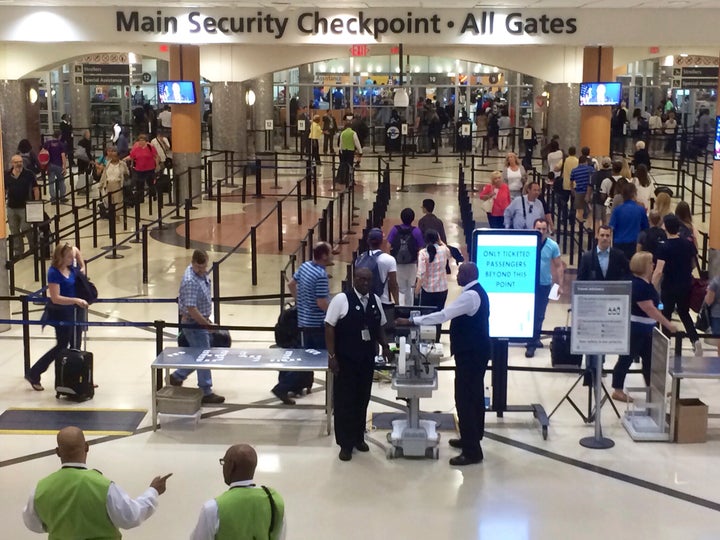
left=281, top=371, right=314, bottom=395
left=55, top=310, right=94, bottom=402
left=274, top=304, right=300, bottom=348
left=551, top=309, right=582, bottom=368
left=178, top=328, right=232, bottom=348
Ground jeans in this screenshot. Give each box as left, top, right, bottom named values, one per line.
left=7, top=207, right=33, bottom=257
left=530, top=284, right=552, bottom=346
left=47, top=164, right=65, bottom=200
left=133, top=169, right=155, bottom=202
left=396, top=263, right=417, bottom=306
left=28, top=306, right=83, bottom=383
left=172, top=326, right=214, bottom=395
left=487, top=214, right=504, bottom=229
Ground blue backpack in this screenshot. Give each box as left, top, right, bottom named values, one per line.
left=354, top=250, right=386, bottom=298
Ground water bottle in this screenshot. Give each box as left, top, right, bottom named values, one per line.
left=484, top=387, right=491, bottom=409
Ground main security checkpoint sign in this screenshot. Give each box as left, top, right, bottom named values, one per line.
left=570, top=281, right=631, bottom=355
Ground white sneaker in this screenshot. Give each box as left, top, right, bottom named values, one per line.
left=694, top=340, right=704, bottom=357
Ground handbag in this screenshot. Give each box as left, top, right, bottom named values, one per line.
left=689, top=257, right=709, bottom=313
left=479, top=188, right=495, bottom=213
left=696, top=303, right=710, bottom=332
left=73, top=267, right=98, bottom=304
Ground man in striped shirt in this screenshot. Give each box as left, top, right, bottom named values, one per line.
left=570, top=155, right=594, bottom=226
left=271, top=242, right=331, bottom=405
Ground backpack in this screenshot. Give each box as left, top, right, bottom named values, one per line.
left=274, top=304, right=300, bottom=348
left=390, top=226, right=418, bottom=264
left=354, top=250, right=386, bottom=298
left=38, top=148, right=50, bottom=171
left=642, top=227, right=667, bottom=257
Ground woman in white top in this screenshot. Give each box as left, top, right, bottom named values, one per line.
left=501, top=152, right=527, bottom=200
left=99, top=146, right=129, bottom=219
left=415, top=229, right=451, bottom=341
left=632, top=164, right=655, bottom=211
left=664, top=111, right=678, bottom=153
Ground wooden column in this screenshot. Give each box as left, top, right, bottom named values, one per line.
left=580, top=46, right=613, bottom=157
left=169, top=44, right=201, bottom=154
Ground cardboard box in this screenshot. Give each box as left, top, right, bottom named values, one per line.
left=674, top=398, right=708, bottom=443
left=156, top=386, right=203, bottom=415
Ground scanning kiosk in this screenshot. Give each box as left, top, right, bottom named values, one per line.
left=387, top=310, right=444, bottom=460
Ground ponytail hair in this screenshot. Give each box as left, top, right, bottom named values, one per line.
left=425, top=229, right=439, bottom=263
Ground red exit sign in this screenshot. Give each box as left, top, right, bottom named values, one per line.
left=350, top=44, right=369, bottom=57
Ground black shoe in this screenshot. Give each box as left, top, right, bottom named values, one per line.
left=355, top=441, right=370, bottom=452
left=448, top=438, right=463, bottom=449
left=525, top=347, right=536, bottom=358
left=272, top=389, right=296, bottom=405
left=339, top=448, right=353, bottom=461
left=449, top=454, right=482, bottom=466
left=169, top=374, right=183, bottom=387
left=201, top=393, right=225, bottom=404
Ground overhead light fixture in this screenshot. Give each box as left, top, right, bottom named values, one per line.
left=28, top=88, right=38, bottom=104
left=245, top=89, right=255, bottom=106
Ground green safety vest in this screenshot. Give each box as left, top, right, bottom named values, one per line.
left=215, top=486, right=285, bottom=540
left=340, top=128, right=357, bottom=151
left=34, top=468, right=121, bottom=540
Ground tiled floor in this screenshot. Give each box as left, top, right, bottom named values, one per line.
left=2, top=150, right=720, bottom=539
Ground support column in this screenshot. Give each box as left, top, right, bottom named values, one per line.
left=707, top=56, right=720, bottom=276
left=212, top=82, right=248, bottom=162
left=0, top=80, right=40, bottom=169
left=580, top=46, right=613, bottom=157
left=0, top=115, right=9, bottom=331
left=252, top=73, right=274, bottom=154
left=547, top=83, right=581, bottom=153
left=169, top=45, right=202, bottom=201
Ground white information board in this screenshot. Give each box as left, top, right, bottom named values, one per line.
left=297, top=119, right=306, bottom=131
left=401, top=123, right=408, bottom=135
left=461, top=123, right=471, bottom=136
left=265, top=119, right=274, bottom=130
left=571, top=281, right=631, bottom=355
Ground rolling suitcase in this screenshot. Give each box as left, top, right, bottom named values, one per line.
left=551, top=309, right=582, bottom=368
left=55, top=309, right=94, bottom=402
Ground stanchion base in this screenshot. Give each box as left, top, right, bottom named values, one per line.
left=396, top=187, right=409, bottom=192
left=101, top=244, right=131, bottom=250
left=252, top=194, right=265, bottom=199
left=345, top=230, right=357, bottom=235
left=579, top=436, right=615, bottom=449
left=270, top=185, right=283, bottom=190
left=153, top=224, right=169, bottom=231
left=105, top=253, right=124, bottom=259
left=170, top=215, right=185, bottom=221
left=469, top=187, right=478, bottom=192
left=129, top=239, right=143, bottom=244
left=204, top=195, right=217, bottom=201
left=302, top=195, right=313, bottom=200
left=190, top=205, right=198, bottom=210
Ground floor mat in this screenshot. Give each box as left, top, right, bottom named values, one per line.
left=372, top=412, right=457, bottom=431
left=0, top=408, right=147, bottom=435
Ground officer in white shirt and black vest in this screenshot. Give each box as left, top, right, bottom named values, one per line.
left=396, top=262, right=490, bottom=466
left=325, top=267, right=391, bottom=462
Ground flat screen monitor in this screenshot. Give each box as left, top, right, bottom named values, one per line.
left=714, top=116, right=720, bottom=161
left=157, top=80, right=196, bottom=105
left=471, top=229, right=541, bottom=340
left=579, top=82, right=622, bottom=106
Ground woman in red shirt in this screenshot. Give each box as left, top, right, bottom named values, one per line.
left=479, top=170, right=511, bottom=228
left=125, top=134, right=159, bottom=203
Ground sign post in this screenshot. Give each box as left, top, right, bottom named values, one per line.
left=571, top=281, right=631, bottom=449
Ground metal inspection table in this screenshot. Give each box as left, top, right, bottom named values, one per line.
left=668, top=355, right=720, bottom=442
left=151, top=347, right=332, bottom=434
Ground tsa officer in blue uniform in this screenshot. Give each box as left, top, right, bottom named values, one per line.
left=396, top=262, right=490, bottom=466
left=325, top=267, right=391, bottom=462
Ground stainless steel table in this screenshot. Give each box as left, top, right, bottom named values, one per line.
left=151, top=347, right=332, bottom=434
left=668, top=355, right=720, bottom=442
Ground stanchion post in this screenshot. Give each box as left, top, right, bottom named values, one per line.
left=212, top=263, right=221, bottom=324
left=250, top=226, right=258, bottom=286
left=69, top=170, right=76, bottom=208
left=305, top=159, right=312, bottom=199
left=32, top=226, right=40, bottom=282
left=184, top=198, right=191, bottom=249
left=277, top=200, right=283, bottom=251
left=21, top=295, right=31, bottom=374
left=91, top=200, right=98, bottom=248
left=296, top=180, right=303, bottom=225
left=130, top=198, right=142, bottom=244
left=72, top=207, right=81, bottom=248
left=215, top=174, right=222, bottom=224
left=187, top=168, right=198, bottom=210
left=254, top=158, right=264, bottom=199
left=242, top=165, right=248, bottom=203
left=141, top=225, right=149, bottom=284
left=105, top=204, right=123, bottom=259
left=207, top=160, right=214, bottom=198
left=273, top=152, right=280, bottom=190
left=154, top=320, right=165, bottom=390
left=307, top=228, right=314, bottom=259
left=328, top=200, right=334, bottom=246
left=313, top=164, right=318, bottom=205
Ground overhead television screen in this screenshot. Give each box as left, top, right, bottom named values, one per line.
left=472, top=229, right=541, bottom=340
left=714, top=116, right=720, bottom=161
left=579, top=82, right=622, bottom=106
left=157, top=80, right=196, bottom=105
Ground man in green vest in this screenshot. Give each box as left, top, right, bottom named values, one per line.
left=23, top=426, right=172, bottom=538
left=190, top=444, right=286, bottom=540
left=336, top=120, right=363, bottom=184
